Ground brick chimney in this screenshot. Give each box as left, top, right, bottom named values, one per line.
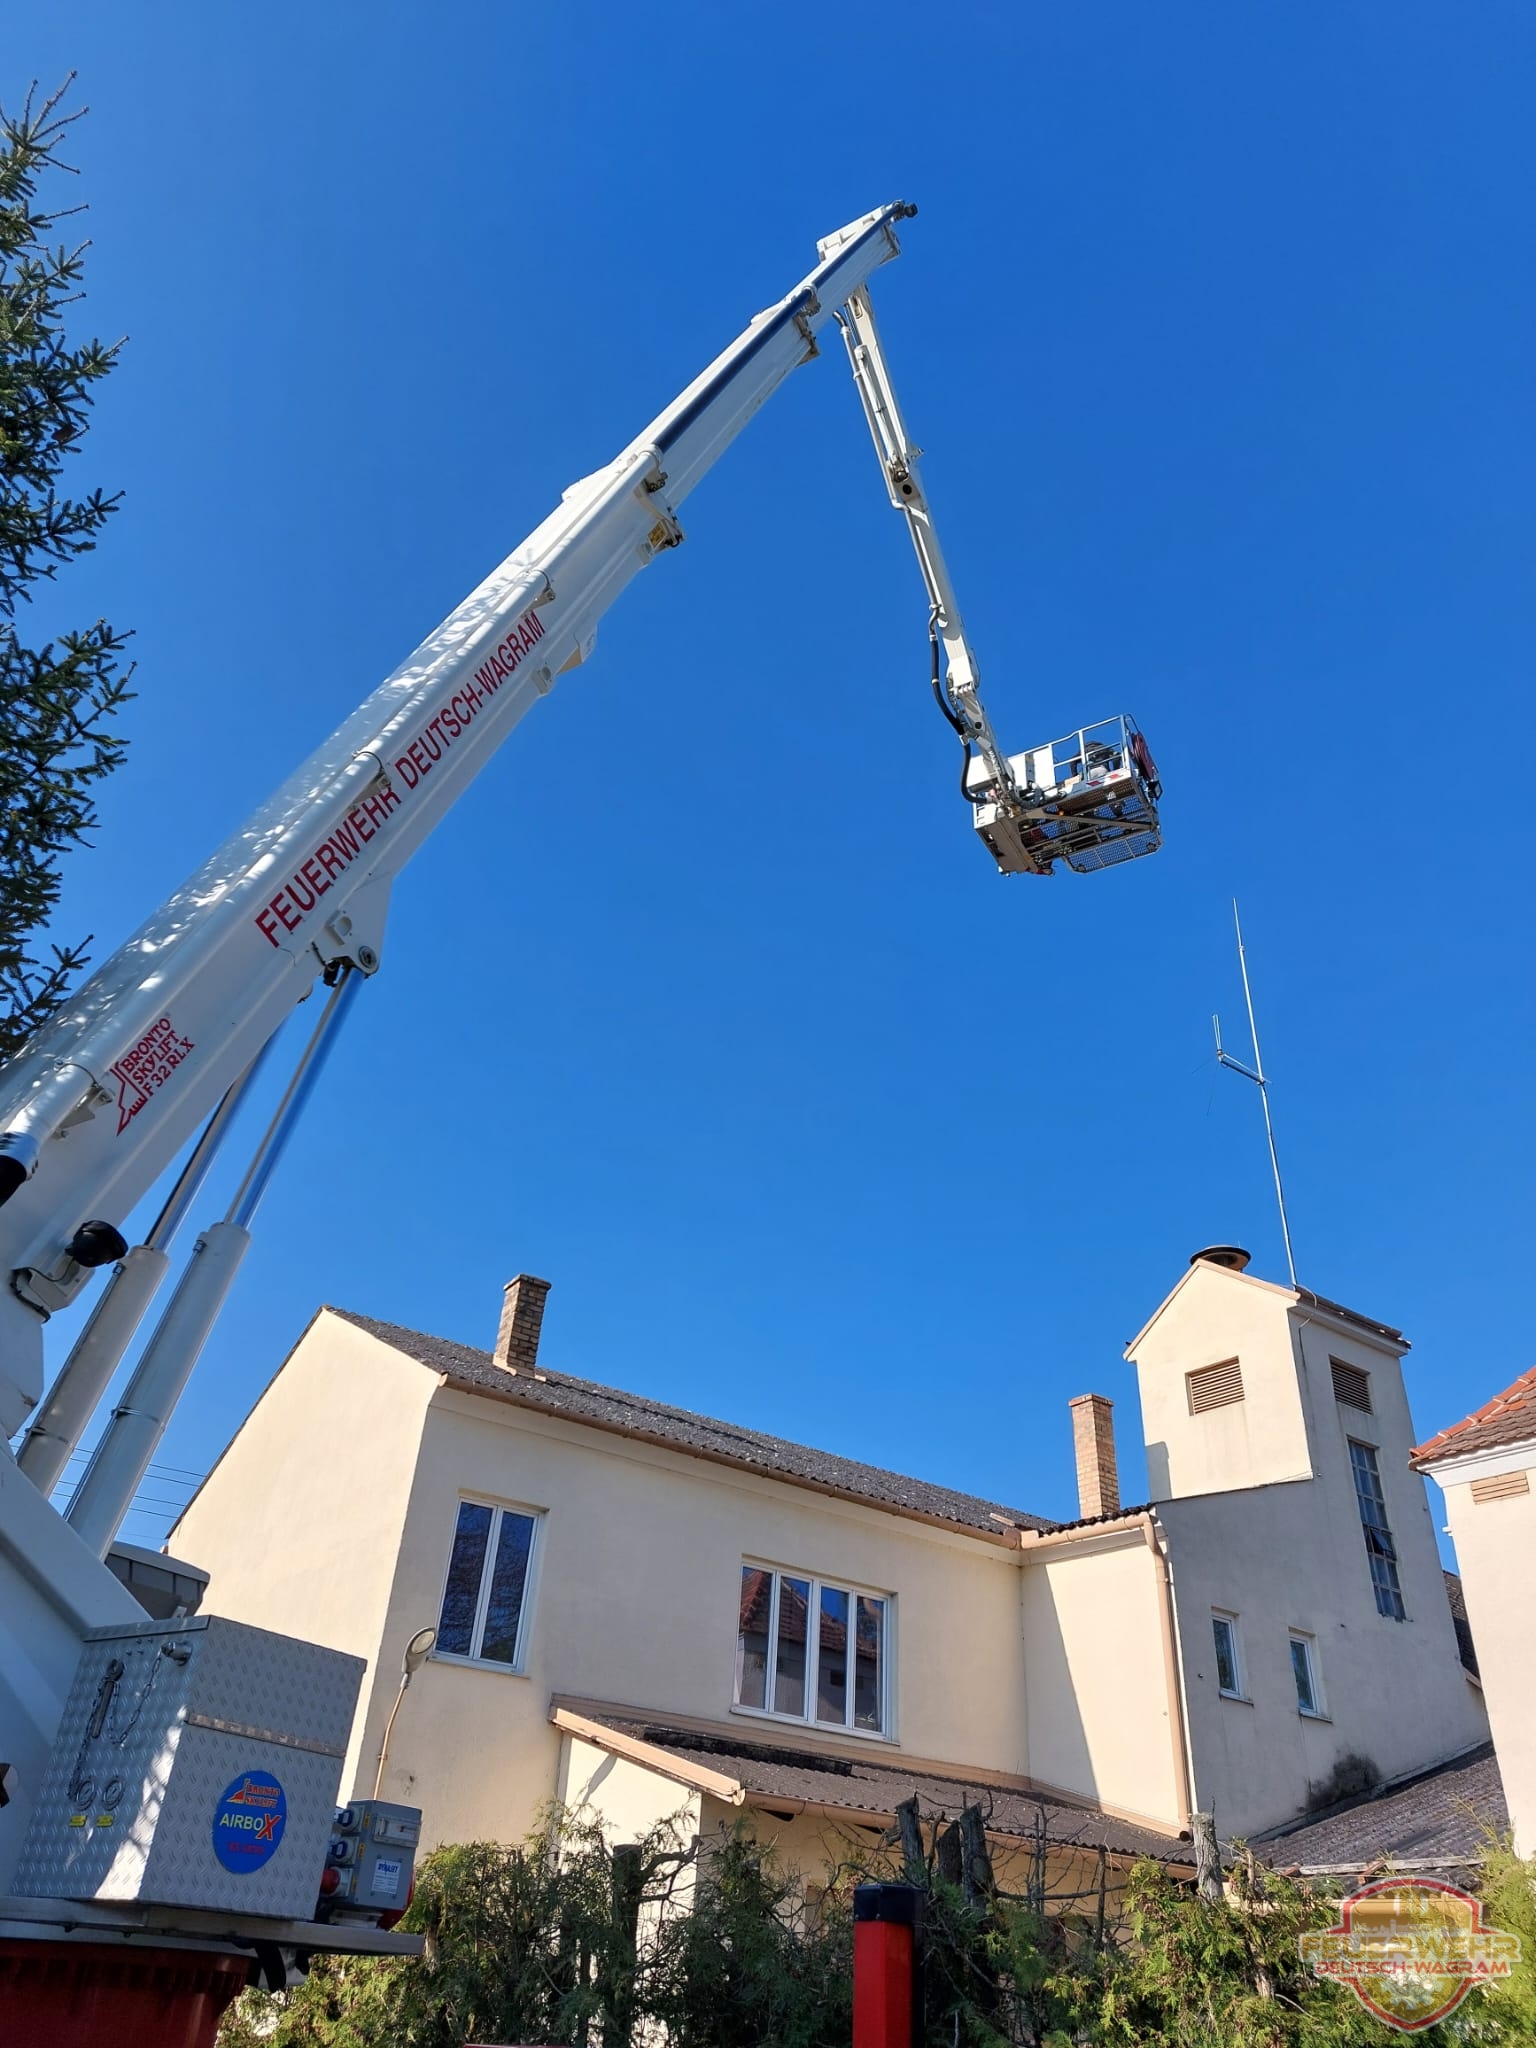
left=495, top=1274, right=551, bottom=1377
left=1068, top=1393, right=1120, bottom=1520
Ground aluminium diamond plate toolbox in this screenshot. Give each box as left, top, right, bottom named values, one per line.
left=14, top=1613, right=364, bottom=1916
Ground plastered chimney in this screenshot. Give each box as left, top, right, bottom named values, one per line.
left=1068, top=1393, right=1120, bottom=1520
left=495, top=1274, right=551, bottom=1377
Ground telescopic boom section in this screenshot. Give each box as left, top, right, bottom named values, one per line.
left=0, top=199, right=1164, bottom=1450
left=0, top=202, right=917, bottom=1425
left=830, top=271, right=1164, bottom=881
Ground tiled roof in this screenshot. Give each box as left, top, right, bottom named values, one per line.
left=1411, top=1366, right=1536, bottom=1467
left=331, top=1309, right=1055, bottom=1539
left=582, top=1712, right=1189, bottom=1867
left=1256, top=1743, right=1505, bottom=1876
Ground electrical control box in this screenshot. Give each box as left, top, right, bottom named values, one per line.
left=14, top=1614, right=363, bottom=1918
left=319, top=1799, right=423, bottom=1923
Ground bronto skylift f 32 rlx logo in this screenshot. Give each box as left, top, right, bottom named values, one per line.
left=109, top=1016, right=195, bottom=1134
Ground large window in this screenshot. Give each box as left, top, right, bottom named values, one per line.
left=1348, top=1441, right=1406, bottom=1620
left=436, top=1498, right=540, bottom=1667
left=735, top=1565, right=888, bottom=1734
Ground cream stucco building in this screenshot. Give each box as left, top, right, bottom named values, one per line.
left=169, top=1246, right=1487, bottom=1895
left=1413, top=1366, right=1536, bottom=1858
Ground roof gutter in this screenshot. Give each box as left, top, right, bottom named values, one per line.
left=1016, top=1510, right=1153, bottom=1553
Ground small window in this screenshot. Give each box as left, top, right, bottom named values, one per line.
left=436, top=1498, right=539, bottom=1667
left=1212, top=1613, right=1245, bottom=1698
left=736, top=1564, right=888, bottom=1734
left=1331, top=1360, right=1373, bottom=1413
left=1187, top=1359, right=1244, bottom=1414
left=1471, top=1471, right=1531, bottom=1504
left=1348, top=1441, right=1406, bottom=1620
left=1290, top=1633, right=1324, bottom=1717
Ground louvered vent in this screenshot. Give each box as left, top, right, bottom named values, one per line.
left=1187, top=1359, right=1244, bottom=1414
left=1331, top=1360, right=1373, bottom=1413
left=1471, top=1471, right=1531, bottom=1505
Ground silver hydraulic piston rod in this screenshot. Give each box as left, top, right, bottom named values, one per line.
left=64, top=971, right=360, bottom=1555
left=15, top=1044, right=276, bottom=1497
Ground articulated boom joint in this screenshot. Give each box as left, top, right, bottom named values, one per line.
left=832, top=272, right=1165, bottom=881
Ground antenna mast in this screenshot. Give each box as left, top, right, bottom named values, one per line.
left=1213, top=900, right=1298, bottom=1288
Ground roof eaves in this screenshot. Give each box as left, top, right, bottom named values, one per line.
left=1125, top=1263, right=1405, bottom=1362
left=1290, top=1288, right=1406, bottom=1349
left=572, top=1711, right=1193, bottom=1867
left=437, top=1365, right=1032, bottom=1546
left=552, top=1706, right=747, bottom=1804
left=331, top=1308, right=1053, bottom=1542
left=1018, top=1504, right=1156, bottom=1547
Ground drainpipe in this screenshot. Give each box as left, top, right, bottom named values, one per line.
left=1141, top=1517, right=1195, bottom=1833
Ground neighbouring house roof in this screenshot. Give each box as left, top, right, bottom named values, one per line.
left=1443, top=1569, right=1480, bottom=1678
left=1411, top=1365, right=1536, bottom=1468
left=560, top=1708, right=1191, bottom=1869
left=1255, top=1743, right=1505, bottom=1878
left=331, top=1309, right=1056, bottom=1541
left=1124, top=1262, right=1406, bottom=1362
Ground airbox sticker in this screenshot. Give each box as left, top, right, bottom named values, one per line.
left=212, top=1771, right=287, bottom=1873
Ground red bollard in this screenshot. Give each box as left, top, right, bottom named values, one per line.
left=853, top=1882, right=922, bottom=2048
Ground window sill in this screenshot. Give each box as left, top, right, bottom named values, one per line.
left=730, top=1703, right=896, bottom=1745
left=1298, top=1709, right=1332, bottom=1723
left=1217, top=1691, right=1253, bottom=1707
left=429, top=1651, right=530, bottom=1678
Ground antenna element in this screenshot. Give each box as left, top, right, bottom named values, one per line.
left=1213, top=901, right=1298, bottom=1288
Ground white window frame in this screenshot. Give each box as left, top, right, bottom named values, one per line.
left=1289, top=1631, right=1326, bottom=1718
left=733, top=1561, right=894, bottom=1740
left=432, top=1494, right=543, bottom=1674
left=1211, top=1611, right=1247, bottom=1701
left=1348, top=1437, right=1407, bottom=1621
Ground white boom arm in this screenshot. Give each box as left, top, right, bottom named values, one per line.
left=0, top=203, right=920, bottom=1435
left=0, top=204, right=1169, bottom=1893
left=834, top=271, right=1164, bottom=882
left=831, top=276, right=1022, bottom=828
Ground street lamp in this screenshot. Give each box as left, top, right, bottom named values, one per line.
left=372, top=1626, right=436, bottom=1799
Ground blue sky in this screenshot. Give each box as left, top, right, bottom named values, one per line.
left=8, top=3, right=1534, bottom=1552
